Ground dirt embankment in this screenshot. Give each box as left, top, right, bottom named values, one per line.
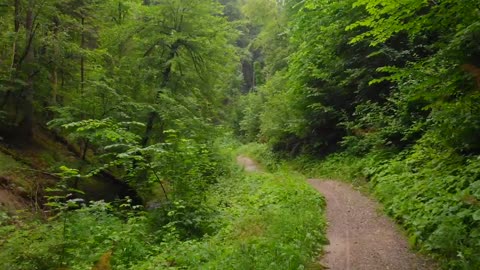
left=0, top=183, right=30, bottom=213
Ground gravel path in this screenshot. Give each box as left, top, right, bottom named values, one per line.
left=236, top=155, right=261, bottom=172
left=308, top=180, right=436, bottom=270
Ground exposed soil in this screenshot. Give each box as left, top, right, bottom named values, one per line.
left=0, top=128, right=140, bottom=211
left=308, top=180, right=436, bottom=270
left=0, top=189, right=29, bottom=213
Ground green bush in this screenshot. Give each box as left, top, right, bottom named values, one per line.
left=0, top=201, right=154, bottom=270
left=137, top=169, right=326, bottom=269
left=370, top=138, right=480, bottom=269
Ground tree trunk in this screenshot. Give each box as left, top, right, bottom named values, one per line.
left=140, top=44, right=179, bottom=147
left=81, top=139, right=89, bottom=160
left=51, top=17, right=60, bottom=106
left=52, top=69, right=58, bottom=105
left=141, top=112, right=157, bottom=147
left=19, top=0, right=36, bottom=138
left=80, top=16, right=85, bottom=94
left=2, top=0, right=22, bottom=110
left=12, top=0, right=20, bottom=66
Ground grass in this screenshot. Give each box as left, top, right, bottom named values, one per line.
left=0, top=142, right=328, bottom=269
left=0, top=152, right=21, bottom=172
left=0, top=151, right=35, bottom=191
left=136, top=167, right=327, bottom=269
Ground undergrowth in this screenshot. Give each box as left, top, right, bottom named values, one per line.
left=137, top=168, right=326, bottom=269
left=0, top=141, right=326, bottom=269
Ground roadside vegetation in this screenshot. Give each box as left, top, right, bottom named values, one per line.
left=0, top=139, right=326, bottom=269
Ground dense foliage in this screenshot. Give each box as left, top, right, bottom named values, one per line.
left=0, top=0, right=245, bottom=200
left=236, top=0, right=480, bottom=268
left=0, top=1, right=328, bottom=269
left=0, top=143, right=326, bottom=269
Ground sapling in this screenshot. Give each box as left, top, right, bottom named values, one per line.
left=44, top=166, right=85, bottom=267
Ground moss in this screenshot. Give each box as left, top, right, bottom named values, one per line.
left=0, top=152, right=21, bottom=172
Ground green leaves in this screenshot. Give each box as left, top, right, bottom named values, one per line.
left=473, top=210, right=480, bottom=221
left=347, top=0, right=429, bottom=45
left=61, top=118, right=142, bottom=145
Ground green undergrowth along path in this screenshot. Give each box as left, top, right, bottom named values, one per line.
left=0, top=145, right=326, bottom=270
left=291, top=150, right=480, bottom=269
left=139, top=165, right=327, bottom=269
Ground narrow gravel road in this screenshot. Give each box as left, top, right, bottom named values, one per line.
left=308, top=180, right=435, bottom=270
left=236, top=155, right=261, bottom=172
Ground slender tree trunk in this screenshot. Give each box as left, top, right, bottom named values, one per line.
left=81, top=139, right=89, bottom=160
left=2, top=0, right=22, bottom=110
left=141, top=46, right=178, bottom=147
left=252, top=60, right=256, bottom=89
left=14, top=0, right=20, bottom=31
left=79, top=16, right=89, bottom=156
left=51, top=17, right=60, bottom=106
left=241, top=61, right=254, bottom=93
left=52, top=69, right=58, bottom=105
left=19, top=0, right=36, bottom=138
left=80, top=16, right=85, bottom=94
left=12, top=0, right=20, bottom=66
left=141, top=112, right=157, bottom=147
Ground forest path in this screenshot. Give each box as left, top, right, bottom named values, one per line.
left=236, top=155, right=261, bottom=172
left=308, top=179, right=435, bottom=270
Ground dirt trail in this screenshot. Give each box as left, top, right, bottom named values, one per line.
left=236, top=155, right=261, bottom=172
left=308, top=180, right=435, bottom=270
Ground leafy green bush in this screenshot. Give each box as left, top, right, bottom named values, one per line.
left=137, top=168, right=326, bottom=269
left=370, top=137, right=480, bottom=269
left=0, top=201, right=154, bottom=270
left=238, top=92, right=264, bottom=142
left=290, top=151, right=391, bottom=187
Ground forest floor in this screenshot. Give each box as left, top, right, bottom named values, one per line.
left=308, top=179, right=437, bottom=270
